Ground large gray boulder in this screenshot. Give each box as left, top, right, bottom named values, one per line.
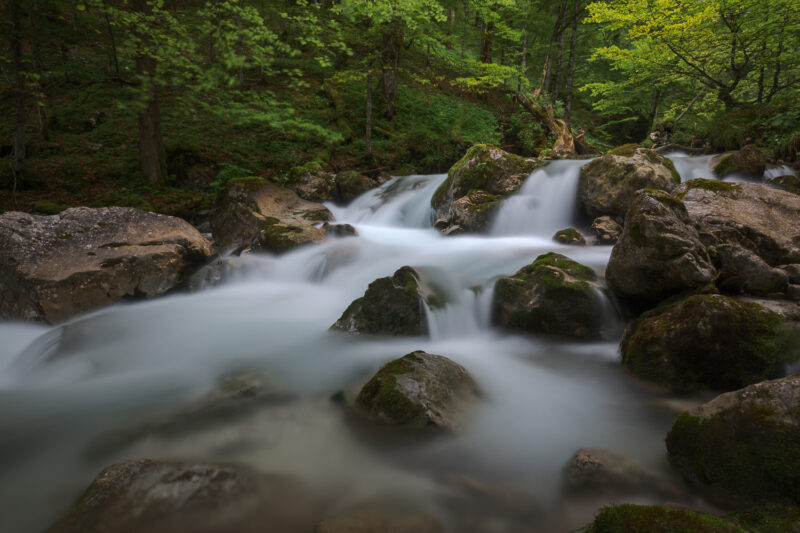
left=355, top=351, right=480, bottom=432
left=492, top=253, right=606, bottom=339
left=621, top=293, right=800, bottom=392
left=666, top=372, right=800, bottom=506
left=0, top=207, right=213, bottom=324
left=48, top=459, right=316, bottom=533
left=578, top=144, right=681, bottom=220
left=431, top=144, right=538, bottom=234
left=211, top=178, right=331, bottom=254
left=330, top=267, right=432, bottom=336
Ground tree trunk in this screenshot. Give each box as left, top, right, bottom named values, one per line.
left=648, top=88, right=660, bottom=133
left=365, top=65, right=373, bottom=159
left=28, top=1, right=49, bottom=141
left=134, top=0, right=167, bottom=183
left=480, top=21, right=494, bottom=63
left=11, top=0, right=26, bottom=184
left=381, top=23, right=400, bottom=120
left=553, top=21, right=567, bottom=103
left=564, top=0, right=579, bottom=125
left=104, top=10, right=120, bottom=78
left=535, top=0, right=567, bottom=99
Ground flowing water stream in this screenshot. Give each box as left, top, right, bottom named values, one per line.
left=0, top=154, right=788, bottom=532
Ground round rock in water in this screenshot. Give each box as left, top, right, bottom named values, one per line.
left=355, top=351, right=480, bottom=432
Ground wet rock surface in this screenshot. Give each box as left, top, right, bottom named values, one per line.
left=492, top=252, right=605, bottom=339
left=590, top=216, right=622, bottom=244
left=354, top=351, right=480, bottom=431
left=0, top=207, right=213, bottom=323
left=211, top=178, right=331, bottom=254
left=562, top=448, right=653, bottom=493
left=711, top=144, right=766, bottom=179
left=578, top=144, right=681, bottom=220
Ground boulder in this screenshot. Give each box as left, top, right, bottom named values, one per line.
left=287, top=170, right=335, bottom=202
left=666, top=372, right=800, bottom=506
left=322, top=222, right=358, bottom=238
left=492, top=253, right=606, bottom=339
left=0, top=207, right=213, bottom=324
left=431, top=144, right=538, bottom=234
left=590, top=216, right=622, bottom=244
left=767, top=174, right=800, bottom=196
left=553, top=228, right=586, bottom=245
left=48, top=459, right=316, bottom=533
left=211, top=178, right=331, bottom=254
left=712, top=144, right=766, bottom=179
left=621, top=294, right=800, bottom=392
left=578, top=144, right=681, bottom=220
left=354, top=350, right=480, bottom=431
left=330, top=267, right=430, bottom=336
left=562, top=448, right=653, bottom=493
left=334, top=171, right=378, bottom=204
left=578, top=504, right=800, bottom=533
left=606, top=190, right=716, bottom=301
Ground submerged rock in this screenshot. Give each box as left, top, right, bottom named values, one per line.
left=553, top=227, right=586, bottom=245
left=712, top=144, right=766, bottom=179
left=666, top=372, right=800, bottom=506
left=767, top=174, right=800, bottom=196
left=315, top=503, right=444, bottom=533
left=0, top=207, right=213, bottom=323
left=578, top=144, right=681, bottom=220
left=431, top=144, right=538, bottom=234
left=354, top=351, right=480, bottom=431
left=322, top=222, right=358, bottom=238
left=562, top=448, right=653, bottom=493
left=606, top=190, right=716, bottom=301
left=330, top=266, right=430, bottom=336
left=590, top=216, right=622, bottom=244
left=48, top=459, right=316, bottom=533
left=492, top=253, right=605, bottom=339
left=211, top=178, right=331, bottom=254
left=621, top=294, right=800, bottom=392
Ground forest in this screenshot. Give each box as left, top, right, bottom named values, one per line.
left=2, top=2, right=800, bottom=533
left=2, top=0, right=799, bottom=215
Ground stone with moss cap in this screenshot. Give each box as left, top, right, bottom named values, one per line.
left=553, top=227, right=586, bottom=245
left=330, top=266, right=434, bottom=336
left=621, top=293, right=800, bottom=392
left=666, top=372, right=800, bottom=506
left=578, top=144, right=681, bottom=220
left=355, top=351, right=480, bottom=431
left=491, top=252, right=606, bottom=339
left=712, top=144, right=766, bottom=179
left=577, top=503, right=800, bottom=533
left=431, top=144, right=538, bottom=234
left=211, top=178, right=331, bottom=254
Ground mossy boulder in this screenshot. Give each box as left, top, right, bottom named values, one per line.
left=712, top=144, right=766, bottom=179
left=48, top=459, right=316, bottom=533
left=211, top=179, right=331, bottom=254
left=334, top=170, right=378, bottom=204
left=553, top=227, right=586, bottom=245
left=767, top=175, right=800, bottom=196
left=606, top=190, right=716, bottom=301
left=287, top=169, right=335, bottom=202
left=330, top=267, right=430, bottom=336
left=590, top=216, right=623, bottom=245
left=431, top=144, right=538, bottom=234
left=354, top=351, right=480, bottom=431
left=579, top=504, right=800, bottom=533
left=622, top=294, right=800, bottom=392
left=578, top=145, right=681, bottom=220
left=492, top=252, right=605, bottom=339
left=666, top=372, right=800, bottom=506
left=0, top=208, right=213, bottom=323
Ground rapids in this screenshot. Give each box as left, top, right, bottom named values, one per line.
left=0, top=153, right=780, bottom=532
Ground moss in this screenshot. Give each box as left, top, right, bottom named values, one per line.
left=587, top=504, right=747, bottom=533
left=31, top=200, right=68, bottom=215
left=730, top=506, right=800, bottom=532
left=607, top=144, right=640, bottom=157
left=229, top=176, right=269, bottom=192
left=355, top=351, right=427, bottom=426
left=530, top=252, right=597, bottom=281
left=663, top=156, right=682, bottom=182
left=553, top=228, right=586, bottom=245
left=713, top=145, right=766, bottom=178
left=677, top=178, right=740, bottom=198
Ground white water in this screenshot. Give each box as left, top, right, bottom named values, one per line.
left=0, top=157, right=735, bottom=533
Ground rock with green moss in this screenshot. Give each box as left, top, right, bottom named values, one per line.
left=621, top=294, right=800, bottom=392
left=666, top=372, right=800, bottom=506
left=330, top=267, right=432, bottom=336
left=607, top=190, right=716, bottom=301
left=287, top=169, right=336, bottom=202
left=354, top=351, right=480, bottom=431
left=492, top=252, right=605, bottom=339
left=578, top=145, right=681, bottom=220
left=335, top=170, right=379, bottom=204
left=211, top=179, right=331, bottom=254
left=767, top=175, right=800, bottom=196
left=48, top=459, right=317, bottom=533
left=712, top=144, right=766, bottom=179
left=579, top=503, right=800, bottom=533
left=553, top=228, right=586, bottom=245
left=431, top=144, right=538, bottom=234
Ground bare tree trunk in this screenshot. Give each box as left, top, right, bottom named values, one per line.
left=534, top=1, right=567, bottom=99
left=381, top=23, right=400, bottom=120
left=564, top=0, right=579, bottom=125
left=647, top=88, right=660, bottom=133
left=480, top=21, right=494, bottom=63
left=28, top=1, right=49, bottom=142
left=104, top=10, right=120, bottom=78
left=553, top=22, right=567, bottom=103
left=11, top=0, right=26, bottom=184
left=134, top=0, right=167, bottom=183
left=461, top=0, right=468, bottom=59
left=365, top=64, right=373, bottom=159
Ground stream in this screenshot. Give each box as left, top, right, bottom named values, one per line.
left=0, top=154, right=794, bottom=532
